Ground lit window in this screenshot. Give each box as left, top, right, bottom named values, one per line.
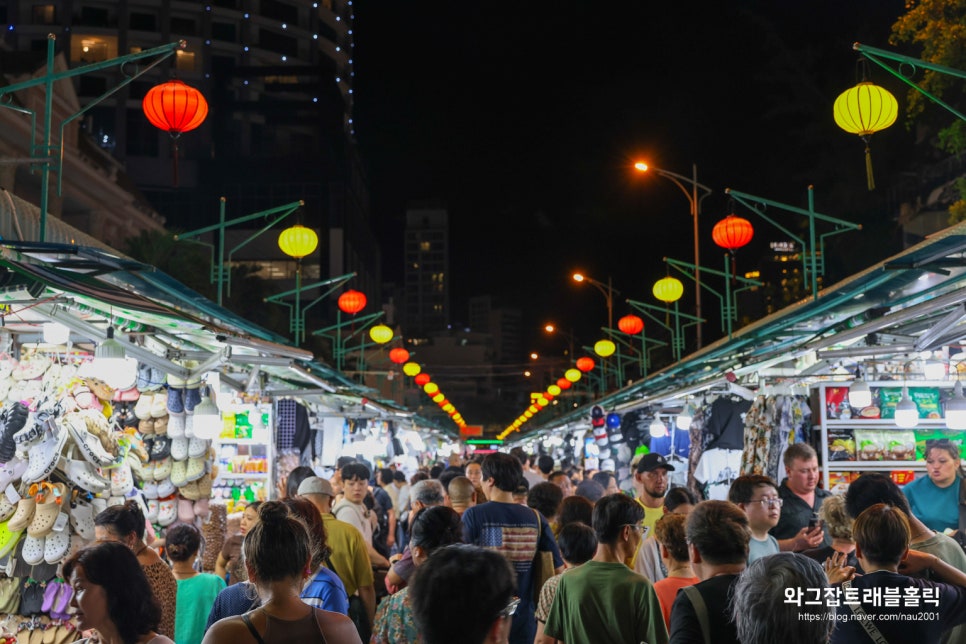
left=175, top=50, right=196, bottom=72
left=419, top=241, right=431, bottom=251
left=71, top=35, right=118, bottom=62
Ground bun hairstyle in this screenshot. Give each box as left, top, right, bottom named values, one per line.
left=410, top=505, right=463, bottom=554
left=94, top=500, right=146, bottom=541
left=243, top=501, right=311, bottom=583
left=166, top=523, right=202, bottom=563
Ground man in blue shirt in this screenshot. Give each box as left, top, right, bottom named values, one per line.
left=462, top=453, right=563, bottom=644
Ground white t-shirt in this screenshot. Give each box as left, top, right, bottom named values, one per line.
left=332, top=498, right=373, bottom=546
left=694, top=448, right=742, bottom=500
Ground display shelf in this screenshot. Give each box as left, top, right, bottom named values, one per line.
left=826, top=461, right=927, bottom=471
left=214, top=472, right=269, bottom=480
left=815, top=381, right=962, bottom=489
left=824, top=419, right=948, bottom=427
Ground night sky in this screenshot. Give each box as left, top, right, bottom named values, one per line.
left=353, top=1, right=910, bottom=354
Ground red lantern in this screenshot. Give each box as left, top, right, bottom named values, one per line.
left=414, top=373, right=431, bottom=386
left=438, top=399, right=449, bottom=407
left=142, top=80, right=208, bottom=186
left=142, top=80, right=208, bottom=134
left=712, top=215, right=754, bottom=251
left=389, top=348, right=410, bottom=364
left=337, top=290, right=367, bottom=314
left=576, top=357, right=595, bottom=372
left=617, top=314, right=644, bottom=335
left=557, top=377, right=572, bottom=390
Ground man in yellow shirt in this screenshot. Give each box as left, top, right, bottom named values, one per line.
left=633, top=454, right=674, bottom=538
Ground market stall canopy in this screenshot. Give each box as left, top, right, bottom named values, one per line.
left=517, top=222, right=966, bottom=440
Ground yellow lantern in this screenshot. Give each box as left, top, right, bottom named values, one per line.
left=432, top=393, right=445, bottom=403
left=653, top=276, right=684, bottom=303
left=528, top=404, right=539, bottom=414
left=424, top=383, right=439, bottom=395
left=402, top=362, right=421, bottom=377
left=594, top=340, right=616, bottom=358
left=833, top=81, right=898, bottom=190
left=524, top=410, right=533, bottom=418
left=564, top=368, right=582, bottom=383
left=442, top=403, right=455, bottom=413
left=547, top=384, right=561, bottom=396
left=536, top=397, right=549, bottom=407
left=369, top=324, right=393, bottom=345
left=277, top=224, right=319, bottom=259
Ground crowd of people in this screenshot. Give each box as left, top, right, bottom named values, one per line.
left=60, top=438, right=966, bottom=644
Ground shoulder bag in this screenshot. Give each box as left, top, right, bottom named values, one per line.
left=842, top=579, right=889, bottom=643
left=530, top=508, right=555, bottom=603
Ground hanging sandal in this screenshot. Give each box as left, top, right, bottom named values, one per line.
left=40, top=580, right=61, bottom=614
left=27, top=483, right=64, bottom=538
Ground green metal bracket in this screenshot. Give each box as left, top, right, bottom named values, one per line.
left=174, top=198, right=304, bottom=307
left=313, top=310, right=386, bottom=372
left=854, top=42, right=966, bottom=124
left=664, top=256, right=762, bottom=339
left=0, top=35, right=186, bottom=242
left=726, top=186, right=861, bottom=302
left=264, top=272, right=356, bottom=346
left=627, top=298, right=702, bottom=363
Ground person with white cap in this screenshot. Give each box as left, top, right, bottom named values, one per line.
left=297, top=476, right=376, bottom=640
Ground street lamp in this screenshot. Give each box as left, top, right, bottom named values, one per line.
left=572, top=273, right=617, bottom=329
left=633, top=161, right=713, bottom=348
left=544, top=323, right=576, bottom=358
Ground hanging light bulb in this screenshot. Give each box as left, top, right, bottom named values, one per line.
left=946, top=381, right=966, bottom=430
left=649, top=417, right=667, bottom=438
left=192, top=385, right=222, bottom=439
left=894, top=387, right=919, bottom=429
left=676, top=403, right=694, bottom=430
left=43, top=322, right=70, bottom=345
left=923, top=359, right=946, bottom=381
left=93, top=326, right=130, bottom=389
left=848, top=372, right=872, bottom=408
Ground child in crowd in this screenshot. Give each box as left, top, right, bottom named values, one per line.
left=728, top=474, right=781, bottom=562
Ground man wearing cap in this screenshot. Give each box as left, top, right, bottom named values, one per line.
left=634, top=454, right=674, bottom=539
left=297, top=476, right=377, bottom=636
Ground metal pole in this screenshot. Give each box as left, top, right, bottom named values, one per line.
left=607, top=276, right=614, bottom=330
left=808, top=185, right=818, bottom=300
left=294, top=260, right=303, bottom=345
left=724, top=254, right=733, bottom=338
left=692, top=163, right=702, bottom=349
left=217, top=198, right=226, bottom=306
left=39, top=36, right=55, bottom=242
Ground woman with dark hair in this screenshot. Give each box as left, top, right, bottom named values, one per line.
left=372, top=506, right=463, bottom=644
left=64, top=541, right=173, bottom=644
left=215, top=501, right=262, bottom=583
left=903, top=439, right=964, bottom=532
left=556, top=496, right=594, bottom=533
left=282, top=496, right=349, bottom=614
left=202, top=501, right=361, bottom=644
left=94, top=501, right=178, bottom=638
left=167, top=524, right=227, bottom=644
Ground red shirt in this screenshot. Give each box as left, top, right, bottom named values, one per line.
left=654, top=574, right=700, bottom=629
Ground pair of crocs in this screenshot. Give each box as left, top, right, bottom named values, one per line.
left=41, top=577, right=74, bottom=619
left=58, top=447, right=110, bottom=493
left=110, top=462, right=134, bottom=496
left=157, top=496, right=177, bottom=526
left=21, top=419, right=68, bottom=485
left=66, top=414, right=115, bottom=468
left=0, top=402, right=29, bottom=462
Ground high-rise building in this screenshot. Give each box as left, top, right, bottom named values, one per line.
left=1, top=0, right=380, bottom=303
left=403, top=206, right=449, bottom=336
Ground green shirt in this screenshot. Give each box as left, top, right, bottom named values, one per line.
left=543, top=560, right=669, bottom=644
left=175, top=573, right=226, bottom=644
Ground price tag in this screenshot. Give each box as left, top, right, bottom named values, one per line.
left=4, top=485, right=20, bottom=505
left=52, top=513, right=69, bottom=533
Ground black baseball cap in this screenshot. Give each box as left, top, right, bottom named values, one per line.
left=635, top=453, right=676, bottom=473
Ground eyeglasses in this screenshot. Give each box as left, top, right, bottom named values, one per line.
left=622, top=522, right=645, bottom=532
left=499, top=596, right=521, bottom=620
left=747, top=498, right=783, bottom=508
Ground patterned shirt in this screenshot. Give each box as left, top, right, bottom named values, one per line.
left=371, top=587, right=420, bottom=644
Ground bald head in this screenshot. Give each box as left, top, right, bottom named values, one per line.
left=447, top=476, right=476, bottom=508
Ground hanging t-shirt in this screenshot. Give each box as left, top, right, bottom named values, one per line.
left=694, top=448, right=742, bottom=500
left=705, top=397, right=752, bottom=450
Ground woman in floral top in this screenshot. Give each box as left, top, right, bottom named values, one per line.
left=372, top=506, right=463, bottom=644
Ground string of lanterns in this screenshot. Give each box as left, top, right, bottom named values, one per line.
left=398, top=359, right=467, bottom=430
